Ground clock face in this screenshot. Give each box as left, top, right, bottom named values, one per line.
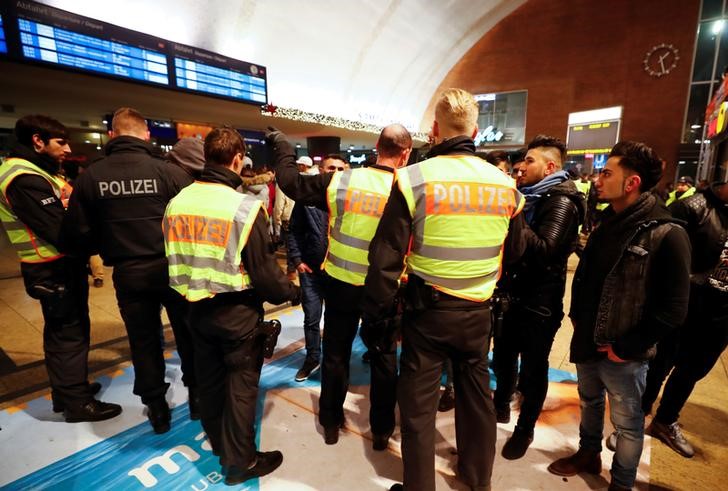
left=643, top=44, right=680, bottom=77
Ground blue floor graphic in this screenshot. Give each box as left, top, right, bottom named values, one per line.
left=1, top=306, right=579, bottom=491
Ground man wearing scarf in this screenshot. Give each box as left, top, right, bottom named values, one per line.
left=548, top=141, right=690, bottom=491
left=493, top=135, right=585, bottom=459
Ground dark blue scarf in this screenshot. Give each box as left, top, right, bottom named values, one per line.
left=520, top=170, right=570, bottom=224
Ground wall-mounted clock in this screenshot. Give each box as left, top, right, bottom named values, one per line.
left=643, top=44, right=680, bottom=77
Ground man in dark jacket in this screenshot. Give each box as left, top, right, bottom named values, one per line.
left=638, top=183, right=728, bottom=458
left=493, top=135, right=585, bottom=459
left=0, top=115, right=121, bottom=422
left=288, top=163, right=329, bottom=382
left=62, top=107, right=196, bottom=434
left=548, top=141, right=690, bottom=491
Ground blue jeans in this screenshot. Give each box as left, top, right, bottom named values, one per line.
left=299, top=270, right=325, bottom=362
left=576, top=358, right=648, bottom=489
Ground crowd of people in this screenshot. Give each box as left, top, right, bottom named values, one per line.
left=0, top=86, right=725, bottom=490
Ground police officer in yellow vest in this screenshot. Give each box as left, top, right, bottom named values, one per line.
left=267, top=124, right=412, bottom=449
left=362, top=89, right=526, bottom=491
left=0, top=115, right=121, bottom=422
left=666, top=175, right=696, bottom=207
left=163, top=127, right=300, bottom=486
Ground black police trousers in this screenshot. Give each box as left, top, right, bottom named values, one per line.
left=319, top=277, right=397, bottom=437
left=492, top=302, right=562, bottom=431
left=23, top=257, right=94, bottom=407
left=188, top=291, right=264, bottom=468
left=398, top=300, right=495, bottom=491
left=112, top=256, right=195, bottom=404
left=650, top=285, right=728, bottom=425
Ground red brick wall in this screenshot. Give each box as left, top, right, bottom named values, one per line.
left=425, top=0, right=700, bottom=180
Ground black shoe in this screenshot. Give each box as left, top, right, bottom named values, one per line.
left=64, top=399, right=122, bottom=423
left=372, top=430, right=393, bottom=451
left=647, top=420, right=694, bottom=458
left=53, top=382, right=102, bottom=413
left=295, top=358, right=320, bottom=382
left=438, top=386, right=455, bottom=412
left=147, top=398, right=171, bottom=434
left=188, top=387, right=200, bottom=421
left=501, top=427, right=534, bottom=460
left=324, top=426, right=340, bottom=445
left=389, top=484, right=403, bottom=491
left=496, top=406, right=511, bottom=424
left=606, top=431, right=617, bottom=452
left=225, top=450, right=283, bottom=485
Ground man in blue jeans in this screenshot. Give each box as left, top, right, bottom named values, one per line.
left=287, top=156, right=330, bottom=381
left=547, top=141, right=690, bottom=491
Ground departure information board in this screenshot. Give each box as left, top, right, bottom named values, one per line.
left=1, top=1, right=267, bottom=105
left=17, top=18, right=169, bottom=85
left=0, top=15, right=7, bottom=54
left=174, top=54, right=266, bottom=103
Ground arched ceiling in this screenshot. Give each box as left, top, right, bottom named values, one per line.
left=39, top=0, right=526, bottom=133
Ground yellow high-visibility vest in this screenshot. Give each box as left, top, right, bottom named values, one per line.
left=665, top=186, right=696, bottom=207
left=396, top=155, right=525, bottom=302
left=0, top=157, right=70, bottom=263
left=163, top=181, right=262, bottom=302
left=324, top=167, right=394, bottom=285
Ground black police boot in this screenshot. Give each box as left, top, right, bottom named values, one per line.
left=147, top=398, right=171, bottom=434
left=372, top=429, right=394, bottom=451
left=501, top=426, right=534, bottom=460
left=188, top=387, right=200, bottom=421
left=64, top=399, right=122, bottom=423
left=53, top=382, right=102, bottom=413
left=225, top=450, right=283, bottom=485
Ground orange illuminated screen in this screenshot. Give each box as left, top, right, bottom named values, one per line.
left=176, top=123, right=213, bottom=140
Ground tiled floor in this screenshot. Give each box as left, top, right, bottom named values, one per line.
left=0, top=254, right=726, bottom=490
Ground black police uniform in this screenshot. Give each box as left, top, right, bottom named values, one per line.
left=62, top=135, right=196, bottom=410
left=182, top=165, right=300, bottom=472
left=269, top=132, right=398, bottom=442
left=3, top=144, right=98, bottom=413
left=362, top=137, right=526, bottom=491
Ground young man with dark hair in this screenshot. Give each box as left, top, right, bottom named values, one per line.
left=321, top=154, right=348, bottom=173
left=548, top=141, right=691, bottom=491
left=163, top=126, right=300, bottom=485
left=267, top=124, right=411, bottom=452
left=0, top=115, right=121, bottom=422
left=493, top=134, right=584, bottom=459
left=62, top=107, right=197, bottom=434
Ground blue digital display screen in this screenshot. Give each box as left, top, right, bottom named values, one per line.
left=17, top=18, right=169, bottom=85
left=174, top=57, right=266, bottom=103
left=2, top=1, right=268, bottom=105
left=0, top=15, right=8, bottom=54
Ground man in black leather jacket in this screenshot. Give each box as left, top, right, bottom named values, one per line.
left=640, top=183, right=728, bottom=458
left=548, top=141, right=690, bottom=491
left=493, top=135, right=585, bottom=460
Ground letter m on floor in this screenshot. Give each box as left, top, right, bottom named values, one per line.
left=127, top=445, right=201, bottom=488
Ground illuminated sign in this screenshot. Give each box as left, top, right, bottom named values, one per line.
left=566, top=119, right=620, bottom=155
left=2, top=1, right=267, bottom=105
left=473, top=125, right=504, bottom=146
left=473, top=90, right=527, bottom=147
left=0, top=15, right=7, bottom=54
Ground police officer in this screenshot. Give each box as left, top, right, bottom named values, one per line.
left=267, top=125, right=412, bottom=449
left=362, top=89, right=525, bottom=491
left=62, top=107, right=196, bottom=433
left=163, top=126, right=299, bottom=485
left=0, top=115, right=121, bottom=422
